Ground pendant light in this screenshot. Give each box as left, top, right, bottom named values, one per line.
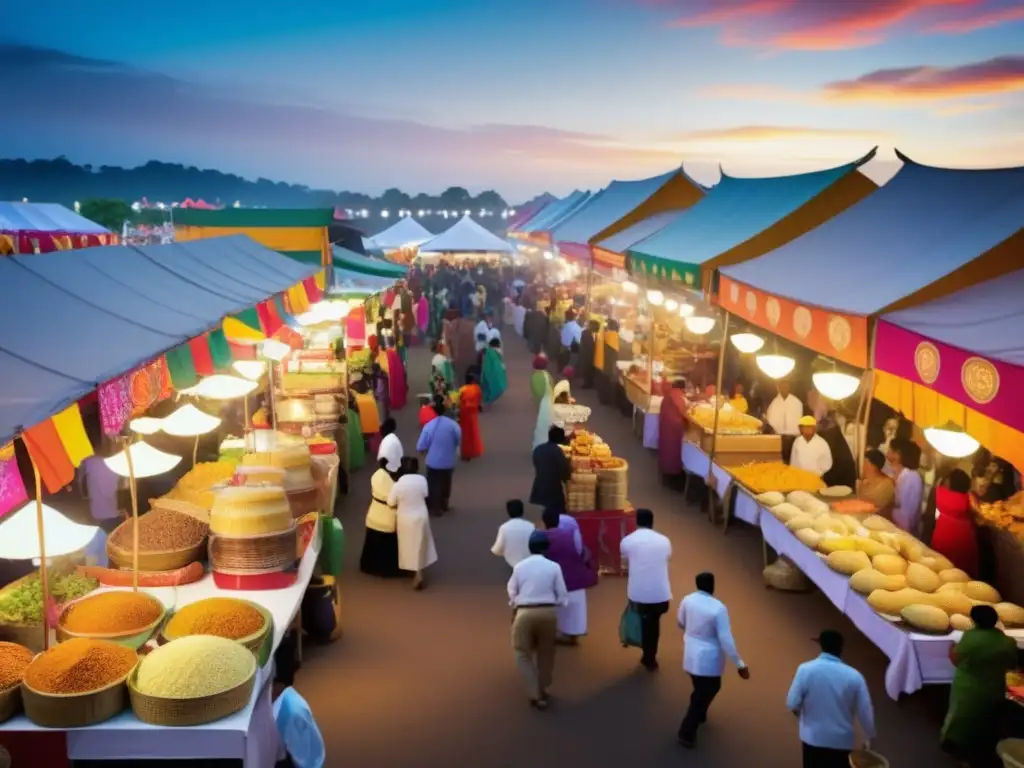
left=104, top=442, right=182, bottom=478
left=678, top=303, right=695, bottom=318
left=0, top=502, right=99, bottom=560
left=812, top=371, right=860, bottom=401
left=646, top=289, right=664, bottom=306
left=664, top=298, right=679, bottom=312
left=129, top=417, right=164, bottom=435
left=261, top=339, right=291, bottom=362
left=730, top=332, right=765, bottom=354
left=756, top=354, right=796, bottom=379
left=684, top=315, right=715, bottom=335
left=924, top=421, right=980, bottom=459
left=191, top=374, right=258, bottom=400
left=160, top=403, right=222, bottom=437
left=621, top=280, right=638, bottom=294
left=232, top=360, right=267, bottom=380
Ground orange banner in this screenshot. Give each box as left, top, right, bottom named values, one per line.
left=718, top=276, right=869, bottom=367
left=591, top=247, right=626, bottom=270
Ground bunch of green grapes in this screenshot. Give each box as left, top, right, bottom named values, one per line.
left=50, top=573, right=98, bottom=602
left=0, top=578, right=43, bottom=624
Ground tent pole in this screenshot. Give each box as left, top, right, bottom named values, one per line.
left=31, top=459, right=50, bottom=651
left=707, top=311, right=730, bottom=524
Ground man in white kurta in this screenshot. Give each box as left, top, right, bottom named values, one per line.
left=388, top=459, right=437, bottom=590
left=790, top=416, right=834, bottom=477
left=765, top=380, right=804, bottom=436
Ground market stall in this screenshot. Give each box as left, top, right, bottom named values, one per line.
left=364, top=217, right=432, bottom=263
left=415, top=213, right=513, bottom=264
left=508, top=190, right=592, bottom=246
left=0, top=202, right=115, bottom=254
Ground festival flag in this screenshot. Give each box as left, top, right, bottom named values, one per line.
left=51, top=405, right=94, bottom=468
left=22, top=421, right=75, bottom=494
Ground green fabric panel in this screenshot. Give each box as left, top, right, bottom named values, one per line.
left=165, top=345, right=198, bottom=389
left=232, top=307, right=262, bottom=331
left=628, top=250, right=699, bottom=288
left=207, top=329, right=234, bottom=372
left=283, top=250, right=325, bottom=265
left=333, top=247, right=407, bottom=278
left=347, top=412, right=365, bottom=471
left=173, top=209, right=334, bottom=228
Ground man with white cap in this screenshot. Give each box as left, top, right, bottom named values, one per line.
left=507, top=530, right=568, bottom=710
left=790, top=416, right=833, bottom=477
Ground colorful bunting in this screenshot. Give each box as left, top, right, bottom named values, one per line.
left=165, top=344, right=199, bottom=389
left=232, top=307, right=263, bottom=333
left=22, top=421, right=75, bottom=494
left=314, top=270, right=326, bottom=291
left=0, top=443, right=28, bottom=519
left=206, top=329, right=234, bottom=372
left=188, top=335, right=215, bottom=377
left=303, top=276, right=322, bottom=304
left=273, top=295, right=296, bottom=328
left=51, top=405, right=94, bottom=468
left=223, top=316, right=266, bottom=343
left=99, top=372, right=132, bottom=436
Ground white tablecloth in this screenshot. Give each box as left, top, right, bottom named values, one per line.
left=758, top=510, right=955, bottom=699
left=731, top=488, right=762, bottom=526
left=1, top=521, right=323, bottom=766
left=641, top=411, right=659, bottom=449
left=681, top=441, right=732, bottom=500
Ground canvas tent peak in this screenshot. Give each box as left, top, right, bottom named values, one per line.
left=718, top=147, right=878, bottom=181
left=367, top=217, right=433, bottom=250
left=718, top=160, right=1024, bottom=368
left=627, top=152, right=878, bottom=290
left=417, top=214, right=513, bottom=254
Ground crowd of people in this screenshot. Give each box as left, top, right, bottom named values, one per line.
left=350, top=261, right=1019, bottom=768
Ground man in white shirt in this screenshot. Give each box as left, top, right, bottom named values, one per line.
left=492, top=499, right=535, bottom=568
left=507, top=531, right=568, bottom=710
left=560, top=312, right=582, bottom=357
left=474, top=316, right=491, bottom=353
left=790, top=416, right=834, bottom=477
left=765, top=380, right=803, bottom=436
left=676, top=572, right=749, bottom=748
left=787, top=630, right=875, bottom=768
left=619, top=509, right=672, bottom=671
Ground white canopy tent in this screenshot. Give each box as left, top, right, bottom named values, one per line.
left=367, top=217, right=433, bottom=250
left=417, top=214, right=514, bottom=255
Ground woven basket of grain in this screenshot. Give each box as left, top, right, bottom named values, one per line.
left=127, top=658, right=256, bottom=727
left=160, top=599, right=271, bottom=656
left=0, top=685, right=21, bottom=724
left=107, top=523, right=206, bottom=573
left=598, top=489, right=629, bottom=511
left=57, top=592, right=167, bottom=650
left=209, top=528, right=297, bottom=573
left=21, top=664, right=135, bottom=728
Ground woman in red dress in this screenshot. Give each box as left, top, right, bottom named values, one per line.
left=931, top=469, right=979, bottom=577
left=458, top=372, right=484, bottom=461
left=658, top=380, right=688, bottom=478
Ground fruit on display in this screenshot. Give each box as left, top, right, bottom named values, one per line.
left=770, top=503, right=803, bottom=522
left=900, top=604, right=950, bottom=633
left=851, top=538, right=897, bottom=558
left=786, top=516, right=814, bottom=532
left=867, top=588, right=935, bottom=615
left=819, top=537, right=858, bottom=554
left=161, top=460, right=238, bottom=510
left=819, top=485, right=853, bottom=498
left=787, top=491, right=831, bottom=516
left=756, top=492, right=785, bottom=507
left=795, top=529, right=821, bottom=549
left=939, top=568, right=970, bottom=584
left=731, top=462, right=825, bottom=494
left=862, top=515, right=898, bottom=533
left=963, top=581, right=1001, bottom=603
left=0, top=572, right=99, bottom=625
left=872, top=554, right=909, bottom=576
left=812, top=517, right=847, bottom=536
left=850, top=569, right=907, bottom=595
left=906, top=563, right=942, bottom=593
left=929, top=590, right=974, bottom=616
left=993, top=603, right=1024, bottom=628
left=826, top=550, right=871, bottom=576
left=687, top=404, right=763, bottom=435
left=950, top=614, right=974, bottom=631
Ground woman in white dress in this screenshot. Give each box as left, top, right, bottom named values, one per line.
left=388, top=457, right=438, bottom=590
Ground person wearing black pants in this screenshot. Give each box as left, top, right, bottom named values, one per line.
left=426, top=467, right=453, bottom=515
left=619, top=509, right=672, bottom=671
left=675, top=572, right=749, bottom=748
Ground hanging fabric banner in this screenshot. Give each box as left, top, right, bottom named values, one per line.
left=302, top=276, right=322, bottom=305
left=51, top=404, right=94, bottom=468
left=99, top=373, right=133, bottom=436
left=22, top=421, right=75, bottom=494
left=206, top=329, right=234, bottom=372
left=165, top=345, right=199, bottom=390
left=0, top=442, right=28, bottom=519
left=188, top=335, right=215, bottom=377
left=273, top=295, right=296, bottom=328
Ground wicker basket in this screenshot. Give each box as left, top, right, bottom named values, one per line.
left=0, top=623, right=46, bottom=654
left=999, top=740, right=1024, bottom=768
left=161, top=599, right=272, bottom=656
left=21, top=665, right=134, bottom=728
left=127, top=658, right=256, bottom=727
left=107, top=521, right=207, bottom=572
left=209, top=528, right=297, bottom=573
left=0, top=685, right=21, bottom=724
left=57, top=592, right=167, bottom=650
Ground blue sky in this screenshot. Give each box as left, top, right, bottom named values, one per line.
left=1, top=0, right=1022, bottom=199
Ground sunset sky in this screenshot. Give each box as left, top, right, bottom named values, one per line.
left=2, top=0, right=1022, bottom=199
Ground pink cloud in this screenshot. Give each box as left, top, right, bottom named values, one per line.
left=822, top=55, right=1024, bottom=101
left=927, top=4, right=1024, bottom=31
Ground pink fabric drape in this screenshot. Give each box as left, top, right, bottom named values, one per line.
left=386, top=348, right=407, bottom=410
left=415, top=296, right=429, bottom=333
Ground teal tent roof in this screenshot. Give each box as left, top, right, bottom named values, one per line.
left=332, top=245, right=407, bottom=278
left=519, top=191, right=591, bottom=234
left=628, top=151, right=877, bottom=280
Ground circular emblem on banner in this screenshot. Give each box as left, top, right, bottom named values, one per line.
left=961, top=357, right=999, bottom=404
left=766, top=298, right=781, bottom=328
left=685, top=272, right=695, bottom=285
left=745, top=291, right=757, bottom=315
left=729, top=283, right=740, bottom=304
left=828, top=316, right=852, bottom=352
left=793, top=306, right=813, bottom=339
left=914, top=342, right=940, bottom=384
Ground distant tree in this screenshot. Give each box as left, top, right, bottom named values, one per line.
left=379, top=187, right=411, bottom=212
left=439, top=186, right=471, bottom=210
left=474, top=190, right=507, bottom=211
left=79, top=198, right=133, bottom=231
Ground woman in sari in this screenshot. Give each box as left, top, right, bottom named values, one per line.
left=481, top=338, right=508, bottom=405
left=458, top=372, right=484, bottom=460
left=931, top=469, right=979, bottom=577
left=658, top=380, right=688, bottom=478
left=941, top=604, right=1018, bottom=765
left=389, top=457, right=437, bottom=590
left=385, top=340, right=408, bottom=411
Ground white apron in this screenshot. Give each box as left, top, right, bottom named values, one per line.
left=557, top=589, right=588, bottom=636
left=389, top=475, right=438, bottom=572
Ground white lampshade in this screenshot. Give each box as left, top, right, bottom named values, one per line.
left=261, top=339, right=291, bottom=362
left=756, top=354, right=796, bottom=379
left=813, top=371, right=860, bottom=401
left=730, top=332, right=765, bottom=354
left=646, top=289, right=664, bottom=306
left=0, top=502, right=99, bottom=560
left=129, top=417, right=164, bottom=435
left=678, top=303, right=695, bottom=318
left=543, top=251, right=554, bottom=261
left=104, top=442, right=182, bottom=479
left=664, top=299, right=679, bottom=312
left=192, top=375, right=258, bottom=400
left=160, top=403, right=222, bottom=437
left=294, top=310, right=323, bottom=327
left=621, top=280, right=638, bottom=294
left=232, top=360, right=267, bottom=380
left=924, top=421, right=980, bottom=459
left=684, top=315, right=716, bottom=335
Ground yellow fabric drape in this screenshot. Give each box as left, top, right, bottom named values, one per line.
left=223, top=317, right=266, bottom=343
left=175, top=226, right=324, bottom=252
left=873, top=370, right=1024, bottom=472
left=286, top=283, right=311, bottom=315
left=315, top=270, right=326, bottom=290
left=593, top=330, right=605, bottom=371
left=606, top=331, right=620, bottom=353
left=51, top=405, right=94, bottom=468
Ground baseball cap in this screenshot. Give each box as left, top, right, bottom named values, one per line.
left=798, top=415, right=817, bottom=427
